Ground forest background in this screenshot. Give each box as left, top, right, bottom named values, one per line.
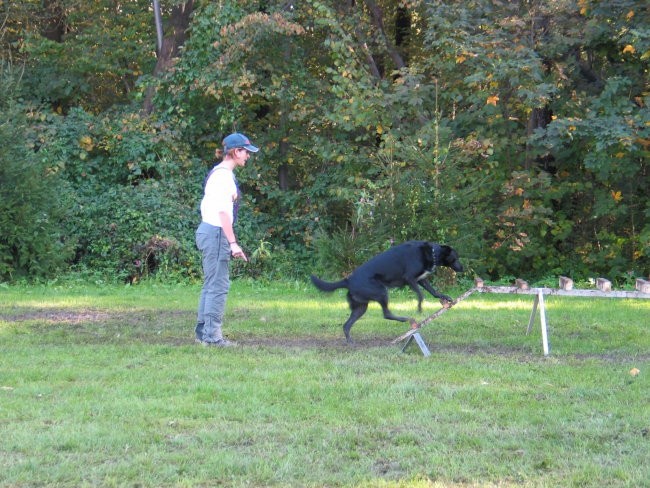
left=1, top=0, right=648, bottom=286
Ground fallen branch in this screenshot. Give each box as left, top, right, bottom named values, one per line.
left=391, top=287, right=477, bottom=344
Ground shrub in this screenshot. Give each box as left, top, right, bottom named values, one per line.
left=0, top=77, right=74, bottom=279
left=67, top=181, right=200, bottom=282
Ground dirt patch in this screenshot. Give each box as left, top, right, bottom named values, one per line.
left=0, top=308, right=187, bottom=325
left=0, top=308, right=113, bottom=324
left=3, top=308, right=648, bottom=362
left=237, top=335, right=390, bottom=350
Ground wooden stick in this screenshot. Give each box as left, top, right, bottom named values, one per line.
left=391, top=287, right=477, bottom=344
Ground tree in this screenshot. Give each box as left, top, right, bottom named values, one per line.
left=18, top=0, right=156, bottom=112
left=1, top=0, right=647, bottom=282
left=142, top=0, right=195, bottom=114
left=0, top=66, right=73, bottom=279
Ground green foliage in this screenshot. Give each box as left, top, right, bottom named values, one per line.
left=0, top=66, right=74, bottom=280
left=19, top=0, right=155, bottom=111
left=312, top=226, right=392, bottom=278
left=1, top=0, right=648, bottom=283
left=420, top=0, right=650, bottom=280
left=67, top=181, right=200, bottom=283
left=19, top=98, right=209, bottom=282
left=530, top=76, right=650, bottom=280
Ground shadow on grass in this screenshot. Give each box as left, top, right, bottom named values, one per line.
left=3, top=307, right=648, bottom=364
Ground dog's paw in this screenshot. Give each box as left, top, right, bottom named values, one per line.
left=439, top=296, right=453, bottom=308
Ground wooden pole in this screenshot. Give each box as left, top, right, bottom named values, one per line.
left=391, top=287, right=477, bottom=344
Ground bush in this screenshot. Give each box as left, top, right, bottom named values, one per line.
left=67, top=181, right=200, bottom=282
left=0, top=92, right=74, bottom=280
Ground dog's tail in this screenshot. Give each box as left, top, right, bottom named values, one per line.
left=310, top=275, right=349, bottom=292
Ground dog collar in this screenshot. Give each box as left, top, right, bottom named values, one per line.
left=431, top=243, right=441, bottom=267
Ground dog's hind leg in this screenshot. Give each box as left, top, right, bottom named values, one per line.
left=378, top=296, right=417, bottom=327
left=343, top=298, right=368, bottom=343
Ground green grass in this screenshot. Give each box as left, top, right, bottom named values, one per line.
left=0, top=280, right=648, bottom=487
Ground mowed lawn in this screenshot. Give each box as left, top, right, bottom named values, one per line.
left=0, top=280, right=648, bottom=487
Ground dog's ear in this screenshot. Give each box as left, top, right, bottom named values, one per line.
left=439, top=245, right=456, bottom=262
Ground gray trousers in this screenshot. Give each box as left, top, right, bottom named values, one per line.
left=195, top=222, right=231, bottom=342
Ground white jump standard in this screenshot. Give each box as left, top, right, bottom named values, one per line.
left=394, top=276, right=650, bottom=357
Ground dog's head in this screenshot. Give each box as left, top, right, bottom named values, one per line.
left=438, top=245, right=464, bottom=273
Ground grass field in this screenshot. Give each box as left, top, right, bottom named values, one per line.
left=1, top=280, right=648, bottom=487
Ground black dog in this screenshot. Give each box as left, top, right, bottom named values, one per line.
left=311, top=241, right=464, bottom=342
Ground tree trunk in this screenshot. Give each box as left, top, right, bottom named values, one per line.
left=525, top=12, right=554, bottom=170
left=525, top=105, right=554, bottom=171
left=142, top=0, right=195, bottom=115
left=363, top=0, right=406, bottom=71
left=395, top=6, right=410, bottom=65
left=41, top=0, right=65, bottom=42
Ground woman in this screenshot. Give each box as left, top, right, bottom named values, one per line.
left=195, top=132, right=259, bottom=346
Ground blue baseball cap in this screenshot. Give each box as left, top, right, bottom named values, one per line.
left=223, top=133, right=259, bottom=153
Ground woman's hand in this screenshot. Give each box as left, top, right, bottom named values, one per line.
left=230, top=242, right=248, bottom=261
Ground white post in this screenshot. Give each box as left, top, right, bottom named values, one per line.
left=538, top=290, right=550, bottom=356
left=527, top=294, right=539, bottom=335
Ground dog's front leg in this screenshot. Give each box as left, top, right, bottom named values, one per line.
left=406, top=280, right=425, bottom=312
left=419, top=280, right=453, bottom=304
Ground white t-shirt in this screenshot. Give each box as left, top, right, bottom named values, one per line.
left=200, top=166, right=238, bottom=227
